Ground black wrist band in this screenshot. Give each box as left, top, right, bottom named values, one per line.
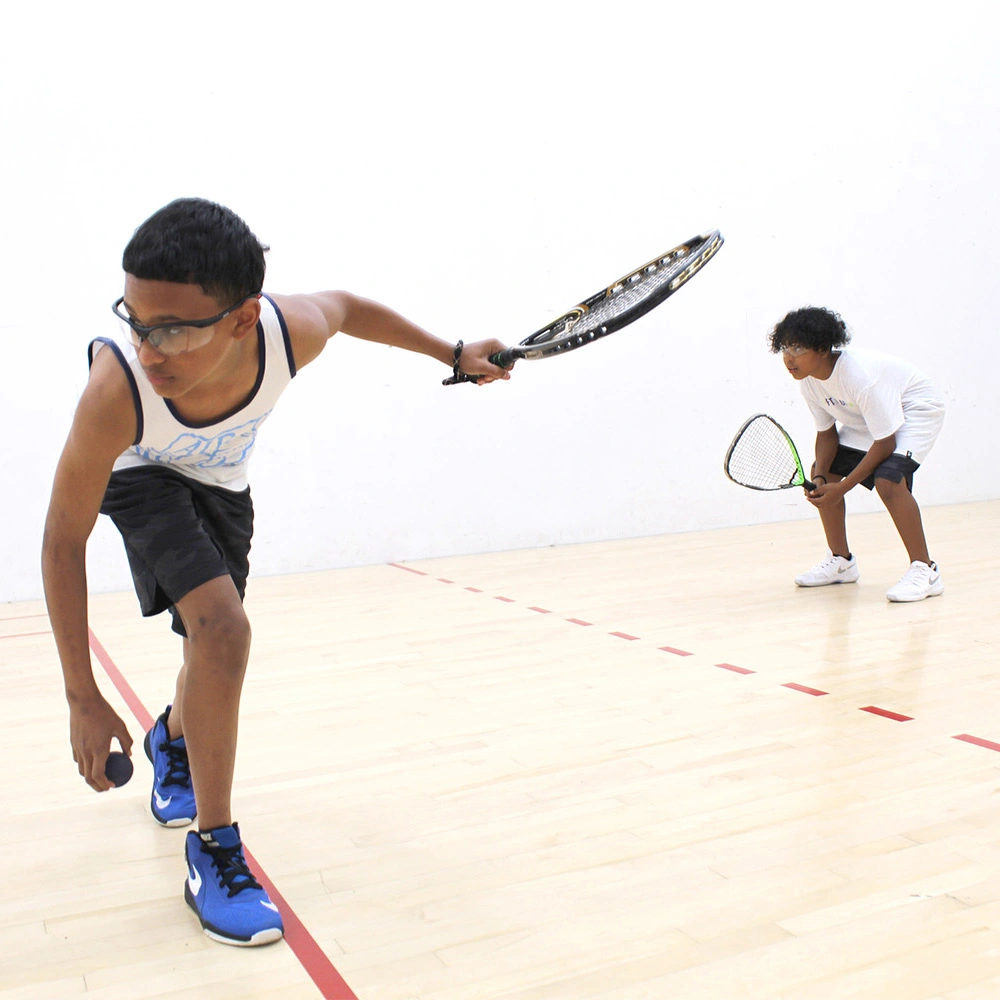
left=451, top=340, right=464, bottom=381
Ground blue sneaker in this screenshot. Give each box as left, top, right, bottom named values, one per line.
left=184, top=824, right=284, bottom=946
left=143, top=707, right=196, bottom=827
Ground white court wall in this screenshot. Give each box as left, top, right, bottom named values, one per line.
left=1, top=0, right=997, bottom=603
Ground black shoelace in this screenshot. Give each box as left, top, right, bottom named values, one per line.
left=203, top=841, right=264, bottom=898
left=157, top=740, right=192, bottom=788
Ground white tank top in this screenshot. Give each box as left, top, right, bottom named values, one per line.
left=89, top=294, right=296, bottom=491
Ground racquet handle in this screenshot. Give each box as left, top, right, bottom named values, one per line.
left=489, top=348, right=516, bottom=369
left=442, top=348, right=516, bottom=385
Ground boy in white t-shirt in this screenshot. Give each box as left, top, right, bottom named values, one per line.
left=768, top=306, right=946, bottom=602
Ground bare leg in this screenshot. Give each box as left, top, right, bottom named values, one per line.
left=173, top=575, right=251, bottom=831
left=875, top=477, right=931, bottom=564
left=814, top=470, right=851, bottom=558
left=166, top=640, right=189, bottom=741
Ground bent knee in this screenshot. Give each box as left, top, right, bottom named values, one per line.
left=177, top=579, right=251, bottom=655
left=875, top=475, right=910, bottom=500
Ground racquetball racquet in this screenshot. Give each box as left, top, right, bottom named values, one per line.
left=444, top=230, right=724, bottom=384
left=724, top=414, right=816, bottom=492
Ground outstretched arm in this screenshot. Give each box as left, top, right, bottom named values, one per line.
left=268, top=291, right=511, bottom=383
left=42, top=350, right=137, bottom=790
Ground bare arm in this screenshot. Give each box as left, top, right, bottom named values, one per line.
left=42, top=349, right=138, bottom=790
left=810, top=425, right=840, bottom=485
left=268, top=291, right=511, bottom=383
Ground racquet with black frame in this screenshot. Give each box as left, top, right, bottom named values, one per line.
left=724, top=414, right=816, bottom=492
left=444, top=230, right=724, bottom=384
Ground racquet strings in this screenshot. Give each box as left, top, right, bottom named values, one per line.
left=727, top=416, right=805, bottom=489
left=542, top=245, right=704, bottom=343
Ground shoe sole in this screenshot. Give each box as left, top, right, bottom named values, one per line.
left=887, top=583, right=944, bottom=603
left=145, top=728, right=197, bottom=828
left=795, top=576, right=859, bottom=587
left=184, top=882, right=284, bottom=947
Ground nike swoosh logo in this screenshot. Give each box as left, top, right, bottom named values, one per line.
left=188, top=865, right=203, bottom=895
left=154, top=790, right=173, bottom=809
left=261, top=900, right=279, bottom=912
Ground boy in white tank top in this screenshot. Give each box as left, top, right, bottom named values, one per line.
left=42, top=198, right=511, bottom=947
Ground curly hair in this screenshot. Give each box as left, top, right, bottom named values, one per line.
left=768, top=306, right=851, bottom=354
left=122, top=197, right=268, bottom=307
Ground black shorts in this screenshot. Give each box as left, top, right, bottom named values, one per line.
left=100, top=467, right=254, bottom=637
left=828, top=445, right=920, bottom=492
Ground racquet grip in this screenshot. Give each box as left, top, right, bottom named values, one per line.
left=489, top=348, right=516, bottom=369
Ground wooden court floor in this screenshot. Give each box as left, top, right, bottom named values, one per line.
left=2, top=500, right=999, bottom=999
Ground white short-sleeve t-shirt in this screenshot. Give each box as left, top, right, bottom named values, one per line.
left=799, top=347, right=945, bottom=463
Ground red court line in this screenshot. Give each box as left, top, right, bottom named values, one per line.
left=436, top=578, right=454, bottom=584
left=382, top=563, right=987, bottom=750
left=953, top=734, right=1000, bottom=752
left=527, top=607, right=551, bottom=614
left=783, top=683, right=828, bottom=697
left=494, top=596, right=516, bottom=603
left=860, top=705, right=913, bottom=722
left=244, top=851, right=358, bottom=1000
left=88, top=630, right=154, bottom=733
left=388, top=562, right=426, bottom=576
left=716, top=662, right=755, bottom=675
left=0, top=630, right=53, bottom=639
left=88, top=629, right=356, bottom=1000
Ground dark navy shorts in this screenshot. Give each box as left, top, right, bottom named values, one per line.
left=100, top=467, right=254, bottom=637
left=828, top=445, right=920, bottom=492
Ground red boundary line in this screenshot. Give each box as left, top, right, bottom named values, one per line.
left=87, top=628, right=357, bottom=1000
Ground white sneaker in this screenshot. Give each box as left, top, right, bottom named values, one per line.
left=795, top=554, right=859, bottom=587
left=886, top=561, right=943, bottom=602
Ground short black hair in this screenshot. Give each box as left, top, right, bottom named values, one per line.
left=768, top=306, right=851, bottom=354
left=122, top=197, right=268, bottom=306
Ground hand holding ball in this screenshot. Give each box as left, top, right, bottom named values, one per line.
left=105, top=751, right=134, bottom=787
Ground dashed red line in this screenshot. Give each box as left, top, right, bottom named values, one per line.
left=954, top=734, right=1000, bottom=752
left=389, top=562, right=426, bottom=576
left=716, top=662, right=755, bottom=675
left=384, top=562, right=1000, bottom=754
left=783, top=682, right=828, bottom=697
left=860, top=706, right=913, bottom=722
